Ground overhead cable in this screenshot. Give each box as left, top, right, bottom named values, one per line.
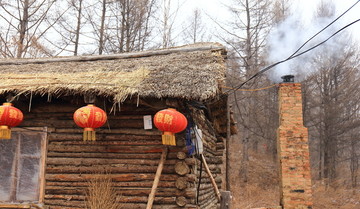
left=223, top=17, right=360, bottom=95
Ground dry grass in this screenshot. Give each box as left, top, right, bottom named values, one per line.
left=85, top=175, right=121, bottom=209
left=228, top=137, right=280, bottom=209
left=313, top=181, right=360, bottom=209
left=228, top=137, right=360, bottom=209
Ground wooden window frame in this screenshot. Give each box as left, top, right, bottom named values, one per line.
left=0, top=127, right=48, bottom=208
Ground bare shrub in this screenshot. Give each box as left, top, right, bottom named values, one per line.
left=85, top=174, right=120, bottom=209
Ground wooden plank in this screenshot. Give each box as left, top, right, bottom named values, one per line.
left=46, top=181, right=176, bottom=188
left=47, top=145, right=167, bottom=154
left=147, top=147, right=168, bottom=209
left=48, top=133, right=158, bottom=141
left=24, top=113, right=146, bottom=120
left=44, top=196, right=178, bottom=205
left=44, top=188, right=196, bottom=198
left=201, top=154, right=221, bottom=202
left=39, top=128, right=48, bottom=203
left=48, top=140, right=162, bottom=146
left=21, top=119, right=146, bottom=129
left=46, top=157, right=180, bottom=166
left=45, top=173, right=180, bottom=182
left=46, top=151, right=179, bottom=159
left=53, top=128, right=161, bottom=136
left=46, top=164, right=176, bottom=174
left=0, top=204, right=31, bottom=208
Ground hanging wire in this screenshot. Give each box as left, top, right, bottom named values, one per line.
left=222, top=84, right=278, bottom=92
left=223, top=18, right=360, bottom=96
left=288, top=0, right=359, bottom=58
left=196, top=154, right=203, bottom=205
left=220, top=0, right=360, bottom=97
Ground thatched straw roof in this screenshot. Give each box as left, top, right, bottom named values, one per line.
left=0, top=43, right=226, bottom=103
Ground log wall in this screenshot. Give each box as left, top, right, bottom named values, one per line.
left=189, top=107, right=224, bottom=209
left=15, top=97, right=225, bottom=209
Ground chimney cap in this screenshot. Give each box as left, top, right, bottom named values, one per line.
left=281, top=75, right=294, bottom=83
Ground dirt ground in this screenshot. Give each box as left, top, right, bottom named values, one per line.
left=227, top=136, right=360, bottom=209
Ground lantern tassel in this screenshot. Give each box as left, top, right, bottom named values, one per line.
left=0, top=126, right=11, bottom=139
left=162, top=132, right=176, bottom=146
left=83, top=128, right=96, bottom=141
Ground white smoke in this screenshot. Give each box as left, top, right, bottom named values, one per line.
left=266, top=0, right=352, bottom=83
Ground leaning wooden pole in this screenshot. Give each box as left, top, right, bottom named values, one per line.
left=146, top=146, right=168, bottom=209
left=201, top=154, right=221, bottom=201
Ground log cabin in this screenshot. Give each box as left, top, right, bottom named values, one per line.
left=0, top=43, right=235, bottom=209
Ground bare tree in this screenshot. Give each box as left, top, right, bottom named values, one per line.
left=156, top=0, right=186, bottom=48
left=0, top=0, right=58, bottom=58
left=272, top=0, right=291, bottom=24
left=50, top=0, right=92, bottom=56
left=304, top=47, right=360, bottom=182
left=98, top=0, right=156, bottom=53
left=182, top=8, right=208, bottom=44
left=73, top=0, right=84, bottom=56
left=302, top=0, right=360, bottom=183
left=220, top=0, right=275, bottom=183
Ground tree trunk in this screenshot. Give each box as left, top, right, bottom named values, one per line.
left=98, top=0, right=107, bottom=55
left=17, top=0, right=29, bottom=58
left=74, top=0, right=83, bottom=56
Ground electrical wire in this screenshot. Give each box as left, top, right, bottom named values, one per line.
left=222, top=84, right=278, bottom=92
left=196, top=154, right=203, bottom=205
left=223, top=18, right=360, bottom=96
left=221, top=1, right=360, bottom=96
left=289, top=0, right=359, bottom=58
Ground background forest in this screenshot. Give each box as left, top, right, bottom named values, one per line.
left=1, top=0, right=359, bottom=208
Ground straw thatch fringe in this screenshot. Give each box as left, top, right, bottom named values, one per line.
left=0, top=43, right=226, bottom=102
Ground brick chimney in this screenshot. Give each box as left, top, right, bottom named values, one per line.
left=277, top=76, right=313, bottom=209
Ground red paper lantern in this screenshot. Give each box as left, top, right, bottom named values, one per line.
left=153, top=108, right=187, bottom=146
left=73, top=104, right=107, bottom=141
left=0, top=102, right=24, bottom=139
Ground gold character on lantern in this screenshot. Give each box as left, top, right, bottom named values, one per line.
left=95, top=112, right=103, bottom=121
left=9, top=109, right=18, bottom=119
left=164, top=114, right=173, bottom=125
left=155, top=113, right=164, bottom=123
left=78, top=109, right=90, bottom=124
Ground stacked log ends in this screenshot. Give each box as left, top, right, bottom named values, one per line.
left=176, top=196, right=187, bottom=207
left=174, top=152, right=194, bottom=208
left=177, top=151, right=187, bottom=160
left=175, top=161, right=190, bottom=176
left=175, top=177, right=188, bottom=190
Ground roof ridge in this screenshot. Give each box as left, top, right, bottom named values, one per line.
left=0, top=43, right=225, bottom=66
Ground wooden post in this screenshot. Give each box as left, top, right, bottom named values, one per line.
left=146, top=146, right=168, bottom=209
left=220, top=191, right=231, bottom=209
left=201, top=154, right=221, bottom=201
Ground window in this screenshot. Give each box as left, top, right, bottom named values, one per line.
left=0, top=129, right=47, bottom=203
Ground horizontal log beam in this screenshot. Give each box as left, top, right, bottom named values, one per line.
left=46, top=164, right=176, bottom=174
left=45, top=188, right=195, bottom=198
left=46, top=157, right=180, bottom=166
left=48, top=145, right=168, bottom=154
left=46, top=181, right=176, bottom=188
left=45, top=173, right=195, bottom=183
left=0, top=44, right=225, bottom=65
left=46, top=152, right=179, bottom=159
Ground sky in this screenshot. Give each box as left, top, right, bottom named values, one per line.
left=175, top=0, right=360, bottom=43
left=174, top=0, right=360, bottom=81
